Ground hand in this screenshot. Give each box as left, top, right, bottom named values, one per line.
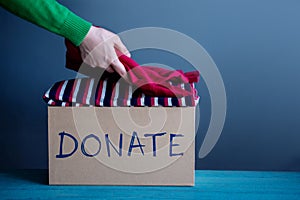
left=79, top=26, right=131, bottom=77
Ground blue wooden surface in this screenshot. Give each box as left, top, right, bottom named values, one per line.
left=0, top=170, right=299, bottom=200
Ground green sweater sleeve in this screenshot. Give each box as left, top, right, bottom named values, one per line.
left=0, top=0, right=92, bottom=46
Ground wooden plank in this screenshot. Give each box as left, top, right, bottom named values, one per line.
left=0, top=170, right=299, bottom=199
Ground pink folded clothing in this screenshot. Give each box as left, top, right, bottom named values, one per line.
left=65, top=39, right=200, bottom=98
left=43, top=77, right=199, bottom=107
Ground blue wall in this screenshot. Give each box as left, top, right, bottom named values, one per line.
left=0, top=0, right=300, bottom=171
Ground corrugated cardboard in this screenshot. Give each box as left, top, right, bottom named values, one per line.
left=48, top=107, right=195, bottom=185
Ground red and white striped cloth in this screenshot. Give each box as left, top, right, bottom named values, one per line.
left=43, top=77, right=199, bottom=107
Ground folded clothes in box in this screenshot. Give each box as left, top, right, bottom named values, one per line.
left=46, top=39, right=199, bottom=185
left=43, top=77, right=199, bottom=107
left=44, top=41, right=200, bottom=107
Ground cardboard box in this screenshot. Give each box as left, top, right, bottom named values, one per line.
left=48, top=107, right=195, bottom=185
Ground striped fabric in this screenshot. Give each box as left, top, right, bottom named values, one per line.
left=43, top=78, right=199, bottom=107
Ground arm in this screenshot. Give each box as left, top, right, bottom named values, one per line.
left=0, top=0, right=130, bottom=76
left=0, top=0, right=91, bottom=46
